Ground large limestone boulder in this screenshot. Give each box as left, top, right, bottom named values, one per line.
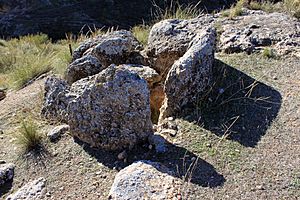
left=159, top=27, right=217, bottom=121
left=6, top=177, right=46, bottom=200
left=0, top=163, right=14, bottom=186
left=42, top=65, right=153, bottom=151
left=218, top=10, right=300, bottom=56
left=108, top=160, right=182, bottom=200
left=146, top=15, right=215, bottom=81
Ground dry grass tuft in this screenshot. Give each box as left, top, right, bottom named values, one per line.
left=152, top=0, right=202, bottom=20
left=15, top=120, right=43, bottom=154
left=131, top=24, right=151, bottom=46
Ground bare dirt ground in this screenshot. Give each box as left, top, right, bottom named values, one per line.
left=0, top=53, right=299, bottom=199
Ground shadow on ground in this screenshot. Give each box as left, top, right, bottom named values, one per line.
left=181, top=59, right=282, bottom=147
left=0, top=180, right=13, bottom=198
left=75, top=137, right=225, bottom=188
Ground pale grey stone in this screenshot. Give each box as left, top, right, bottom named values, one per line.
left=65, top=55, right=103, bottom=84
left=159, top=27, right=216, bottom=121
left=47, top=124, right=69, bottom=142
left=0, top=163, right=14, bottom=186
left=6, top=177, right=46, bottom=200
left=109, top=161, right=181, bottom=200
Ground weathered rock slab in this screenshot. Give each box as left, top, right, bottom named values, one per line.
left=6, top=177, right=46, bottom=200
left=146, top=15, right=216, bottom=80
left=109, top=161, right=181, bottom=200
left=219, top=10, right=300, bottom=56
left=159, top=27, right=216, bottom=121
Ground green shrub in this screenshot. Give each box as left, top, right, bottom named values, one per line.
left=15, top=120, right=43, bottom=154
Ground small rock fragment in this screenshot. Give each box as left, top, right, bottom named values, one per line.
left=47, top=124, right=69, bottom=142
left=117, top=150, right=127, bottom=160
left=0, top=163, right=15, bottom=186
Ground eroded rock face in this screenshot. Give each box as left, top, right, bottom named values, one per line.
left=68, top=65, right=153, bottom=150
left=109, top=161, right=181, bottom=200
left=117, top=64, right=161, bottom=88
left=0, top=163, right=14, bottom=186
left=146, top=15, right=215, bottom=81
left=219, top=10, right=300, bottom=56
left=67, top=30, right=147, bottom=84
left=42, top=65, right=153, bottom=151
left=6, top=177, right=46, bottom=200
left=65, top=55, right=103, bottom=84
left=159, top=27, right=217, bottom=121
left=41, top=77, right=70, bottom=122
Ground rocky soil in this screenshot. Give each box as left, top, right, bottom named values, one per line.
left=0, top=8, right=300, bottom=200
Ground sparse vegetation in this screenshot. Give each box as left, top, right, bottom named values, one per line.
left=131, top=24, right=151, bottom=46
left=221, top=0, right=300, bottom=19
left=131, top=1, right=203, bottom=46
left=284, top=0, right=300, bottom=18
left=262, top=48, right=276, bottom=58
left=221, top=0, right=246, bottom=18
left=15, top=120, right=43, bottom=154
left=153, top=0, right=202, bottom=20
left=0, top=34, right=80, bottom=89
left=291, top=175, right=300, bottom=189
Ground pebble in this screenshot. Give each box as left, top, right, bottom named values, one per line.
left=46, top=192, right=51, bottom=197
left=95, top=171, right=101, bottom=175
left=117, top=150, right=127, bottom=160
left=160, top=129, right=177, bottom=137
left=0, top=160, right=6, bottom=164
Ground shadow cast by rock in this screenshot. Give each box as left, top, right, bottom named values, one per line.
left=74, top=136, right=225, bottom=188
left=181, top=59, right=282, bottom=147
left=0, top=180, right=13, bottom=197
left=19, top=144, right=51, bottom=169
